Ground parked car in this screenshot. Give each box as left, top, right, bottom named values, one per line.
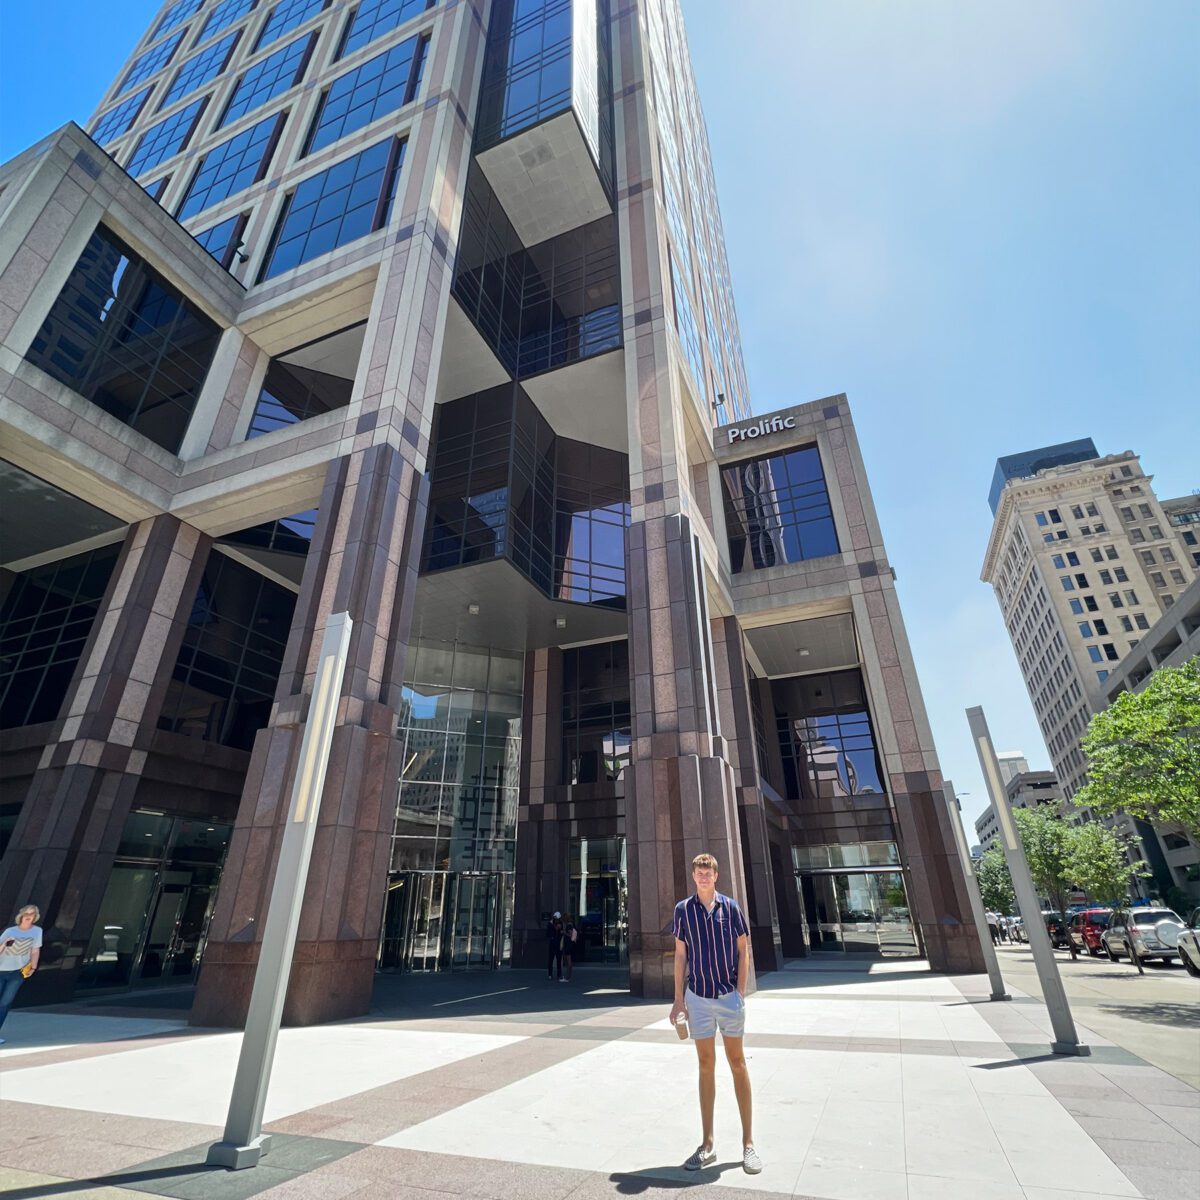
left=1101, top=907, right=1185, bottom=965
left=1177, top=908, right=1200, bottom=977
left=1068, top=908, right=1112, bottom=956
left=1043, top=910, right=1069, bottom=949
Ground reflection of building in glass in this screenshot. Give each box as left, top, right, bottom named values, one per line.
left=721, top=445, right=839, bottom=572
left=0, top=0, right=983, bottom=1015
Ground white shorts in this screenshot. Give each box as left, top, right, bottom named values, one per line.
left=685, top=986, right=745, bottom=1040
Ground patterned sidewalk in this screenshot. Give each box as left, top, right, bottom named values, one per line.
left=0, top=959, right=1197, bottom=1200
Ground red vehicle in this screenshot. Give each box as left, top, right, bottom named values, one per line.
left=1068, top=908, right=1112, bottom=956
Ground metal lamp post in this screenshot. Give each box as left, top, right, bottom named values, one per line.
left=942, top=779, right=1010, bottom=1001
left=207, top=612, right=354, bottom=1168
left=967, top=705, right=1089, bottom=1056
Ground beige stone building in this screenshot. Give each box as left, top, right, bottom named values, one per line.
left=0, top=0, right=981, bottom=1023
left=982, top=441, right=1198, bottom=895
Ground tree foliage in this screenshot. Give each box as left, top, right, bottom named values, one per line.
left=977, top=847, right=1014, bottom=916
left=1065, top=820, right=1148, bottom=907
left=1075, top=657, right=1200, bottom=840
left=1013, top=807, right=1078, bottom=957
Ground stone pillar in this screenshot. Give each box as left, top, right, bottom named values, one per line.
left=710, top=615, right=783, bottom=971
left=191, top=445, right=427, bottom=1027
left=624, top=515, right=750, bottom=997
left=0, top=516, right=211, bottom=1003
left=513, top=647, right=566, bottom=967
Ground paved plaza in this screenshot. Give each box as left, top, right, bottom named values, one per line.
left=0, top=958, right=1197, bottom=1200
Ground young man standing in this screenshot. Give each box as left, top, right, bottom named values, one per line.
left=669, top=853, right=761, bottom=1174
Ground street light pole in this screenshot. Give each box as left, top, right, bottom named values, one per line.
left=207, top=612, right=354, bottom=1169
left=942, top=779, right=1009, bottom=1001
left=967, top=705, right=1089, bottom=1056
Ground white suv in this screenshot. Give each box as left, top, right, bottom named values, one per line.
left=1102, top=907, right=1185, bottom=965
left=1177, top=908, right=1200, bottom=976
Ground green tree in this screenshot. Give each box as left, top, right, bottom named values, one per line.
left=1075, top=657, right=1200, bottom=841
left=1065, top=820, right=1148, bottom=907
left=1013, top=807, right=1078, bottom=959
left=977, top=847, right=1015, bottom=916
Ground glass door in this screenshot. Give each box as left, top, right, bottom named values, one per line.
left=801, top=874, right=843, bottom=950
left=874, top=871, right=918, bottom=955
left=448, top=873, right=500, bottom=969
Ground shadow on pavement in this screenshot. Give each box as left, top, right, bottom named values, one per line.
left=0, top=1164, right=226, bottom=1200
left=608, top=1163, right=745, bottom=1191
left=1098, top=1001, right=1200, bottom=1028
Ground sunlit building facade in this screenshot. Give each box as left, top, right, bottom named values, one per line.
left=0, top=0, right=981, bottom=1023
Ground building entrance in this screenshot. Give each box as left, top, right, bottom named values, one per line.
left=799, top=869, right=919, bottom=956
left=378, top=870, right=513, bottom=972
left=76, top=812, right=231, bottom=992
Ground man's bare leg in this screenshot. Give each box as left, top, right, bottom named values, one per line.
left=695, top=1036, right=717, bottom=1150
left=723, top=1035, right=754, bottom=1148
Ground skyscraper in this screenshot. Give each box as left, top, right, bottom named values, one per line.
left=982, top=441, right=1198, bottom=891
left=0, top=0, right=982, bottom=1024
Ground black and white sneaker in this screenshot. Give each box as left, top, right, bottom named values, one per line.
left=685, top=1145, right=716, bottom=1171
left=743, top=1144, right=763, bottom=1174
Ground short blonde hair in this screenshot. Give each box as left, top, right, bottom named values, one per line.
left=692, top=853, right=718, bottom=872
left=15, top=904, right=40, bottom=923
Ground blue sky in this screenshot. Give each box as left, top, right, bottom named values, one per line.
left=2, top=3, right=1196, bottom=841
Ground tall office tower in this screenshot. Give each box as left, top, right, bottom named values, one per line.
left=982, top=441, right=1198, bottom=883
left=0, top=0, right=981, bottom=1023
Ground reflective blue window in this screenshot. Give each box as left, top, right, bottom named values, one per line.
left=261, top=138, right=404, bottom=279
left=476, top=0, right=571, bottom=146
left=198, top=0, right=258, bottom=44
left=306, top=33, right=428, bottom=155
left=220, top=33, right=314, bottom=126
left=155, top=0, right=204, bottom=38
left=255, top=0, right=329, bottom=50
left=126, top=98, right=207, bottom=176
left=721, top=445, right=840, bottom=572
left=338, top=0, right=434, bottom=59
left=670, top=255, right=705, bottom=398
left=194, top=213, right=248, bottom=268
left=177, top=112, right=284, bottom=219
left=117, top=31, right=185, bottom=96
left=91, top=89, right=154, bottom=145
left=159, top=32, right=241, bottom=109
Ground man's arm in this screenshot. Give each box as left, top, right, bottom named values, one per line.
left=736, top=933, right=748, bottom=996
left=669, top=939, right=688, bottom=1022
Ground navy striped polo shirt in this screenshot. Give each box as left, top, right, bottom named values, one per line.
left=673, top=891, right=748, bottom=998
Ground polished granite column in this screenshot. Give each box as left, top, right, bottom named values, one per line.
left=191, top=444, right=427, bottom=1027
left=0, top=516, right=211, bottom=1003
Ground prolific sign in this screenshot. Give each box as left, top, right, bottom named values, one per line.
left=727, top=415, right=795, bottom=444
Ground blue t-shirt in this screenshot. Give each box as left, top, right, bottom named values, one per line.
left=673, top=892, right=748, bottom=998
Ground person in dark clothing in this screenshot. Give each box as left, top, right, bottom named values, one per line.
left=546, top=912, right=564, bottom=980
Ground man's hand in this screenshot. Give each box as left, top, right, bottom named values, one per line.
left=669, top=999, right=687, bottom=1026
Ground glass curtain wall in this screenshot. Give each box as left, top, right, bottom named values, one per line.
left=0, top=543, right=121, bottom=730
left=721, top=444, right=839, bottom=573
left=567, top=835, right=627, bottom=963
left=452, top=167, right=620, bottom=381
left=381, top=639, right=523, bottom=971
left=421, top=386, right=629, bottom=608
left=24, top=226, right=222, bottom=453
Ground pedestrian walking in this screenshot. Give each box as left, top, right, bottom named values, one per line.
left=669, top=853, right=761, bottom=1175
left=562, top=918, right=579, bottom=981
left=0, top=904, right=42, bottom=1044
left=546, top=911, right=564, bottom=980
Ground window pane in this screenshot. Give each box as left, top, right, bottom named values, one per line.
left=177, top=112, right=284, bottom=219
left=126, top=97, right=207, bottom=175
left=117, top=32, right=186, bottom=97
left=260, top=138, right=403, bottom=278
left=221, top=32, right=315, bottom=126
